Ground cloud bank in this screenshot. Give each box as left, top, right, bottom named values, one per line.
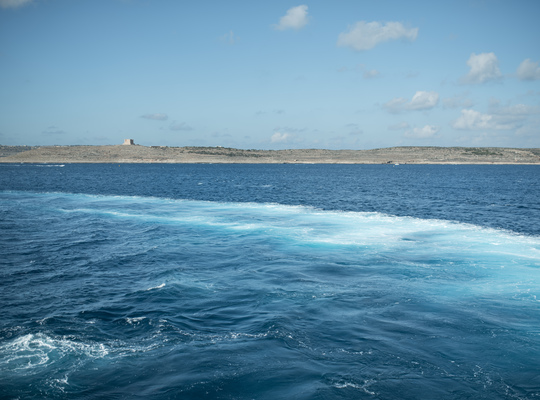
left=337, top=21, right=418, bottom=51
left=274, top=5, right=309, bottom=31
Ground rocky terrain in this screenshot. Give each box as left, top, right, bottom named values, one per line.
left=1, top=145, right=540, bottom=164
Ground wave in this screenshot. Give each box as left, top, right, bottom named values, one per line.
left=146, top=283, right=166, bottom=291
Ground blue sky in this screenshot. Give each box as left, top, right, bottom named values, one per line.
left=1, top=0, right=539, bottom=149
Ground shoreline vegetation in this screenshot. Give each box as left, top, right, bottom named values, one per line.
left=1, top=144, right=540, bottom=164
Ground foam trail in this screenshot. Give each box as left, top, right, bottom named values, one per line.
left=1, top=183, right=539, bottom=399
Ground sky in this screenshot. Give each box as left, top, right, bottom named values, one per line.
left=1, top=0, right=539, bottom=149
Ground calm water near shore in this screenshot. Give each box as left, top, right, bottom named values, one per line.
left=1, top=164, right=539, bottom=399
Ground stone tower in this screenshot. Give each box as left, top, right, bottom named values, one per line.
left=123, top=139, right=135, bottom=145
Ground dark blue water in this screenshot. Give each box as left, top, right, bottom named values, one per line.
left=1, top=164, right=539, bottom=399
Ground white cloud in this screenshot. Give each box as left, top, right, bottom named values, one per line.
left=452, top=109, right=495, bottom=130
left=383, top=91, right=439, bottom=113
left=169, top=122, right=193, bottom=131
left=404, top=125, right=440, bottom=139
left=408, top=91, right=439, bottom=110
left=0, top=0, right=32, bottom=8
left=451, top=109, right=520, bottom=130
left=337, top=21, right=418, bottom=51
left=462, top=52, right=502, bottom=84
left=274, top=5, right=309, bottom=31
left=517, top=59, right=540, bottom=81
left=270, top=132, right=291, bottom=143
left=141, top=113, right=168, bottom=121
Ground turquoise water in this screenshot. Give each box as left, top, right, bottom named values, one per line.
left=1, top=164, right=539, bottom=399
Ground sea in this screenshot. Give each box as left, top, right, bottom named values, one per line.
left=0, top=163, right=539, bottom=399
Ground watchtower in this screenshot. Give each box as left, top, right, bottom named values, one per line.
left=123, top=139, right=135, bottom=145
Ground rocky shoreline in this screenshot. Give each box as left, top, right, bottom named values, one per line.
left=1, top=145, right=540, bottom=164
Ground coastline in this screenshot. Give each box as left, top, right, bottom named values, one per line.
left=1, top=145, right=539, bottom=165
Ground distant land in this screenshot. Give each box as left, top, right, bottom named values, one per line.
left=1, top=144, right=540, bottom=164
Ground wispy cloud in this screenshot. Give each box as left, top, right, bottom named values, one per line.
left=337, top=64, right=380, bottom=79
left=337, top=21, right=418, bottom=51
left=404, top=125, right=440, bottom=139
left=517, top=59, right=540, bottom=81
left=274, top=5, right=309, bottom=31
left=42, top=126, right=66, bottom=135
left=442, top=94, right=474, bottom=109
left=255, top=109, right=286, bottom=116
left=141, top=113, right=168, bottom=121
left=461, top=52, right=502, bottom=84
left=0, top=0, right=32, bottom=9
left=388, top=121, right=410, bottom=131
left=490, top=101, right=540, bottom=116
left=169, top=122, right=193, bottom=131
left=269, top=127, right=307, bottom=147
left=219, top=30, right=238, bottom=45
left=270, top=132, right=291, bottom=143
left=345, top=123, right=363, bottom=136
left=383, top=91, right=439, bottom=113
left=363, top=69, right=380, bottom=79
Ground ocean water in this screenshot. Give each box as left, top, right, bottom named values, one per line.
left=0, top=163, right=539, bottom=399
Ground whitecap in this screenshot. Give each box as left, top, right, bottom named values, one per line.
left=126, top=317, right=146, bottom=324
left=333, top=379, right=377, bottom=395
left=146, top=283, right=165, bottom=291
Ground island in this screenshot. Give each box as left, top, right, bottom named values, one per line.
left=1, top=144, right=539, bottom=164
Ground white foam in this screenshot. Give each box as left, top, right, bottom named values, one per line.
left=147, top=283, right=166, bottom=291
left=0, top=333, right=108, bottom=372
left=126, top=317, right=146, bottom=325
left=10, top=191, right=540, bottom=264
left=333, top=379, right=376, bottom=395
